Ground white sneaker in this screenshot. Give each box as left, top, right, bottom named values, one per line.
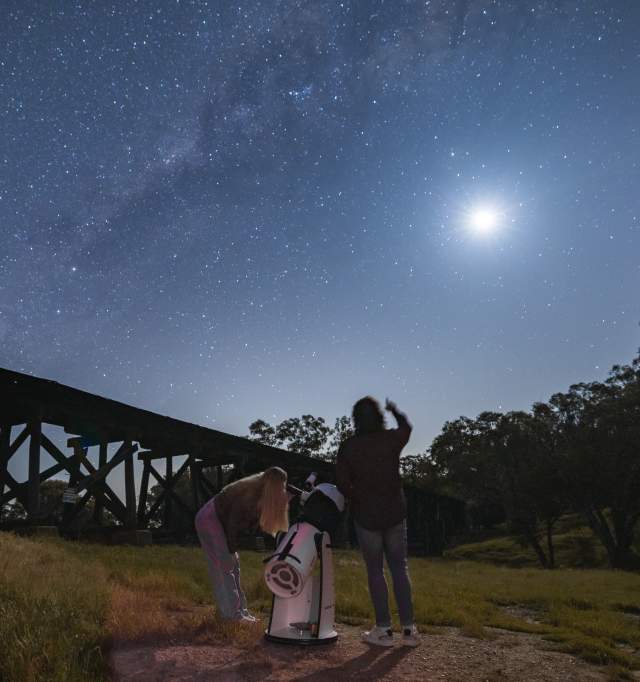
left=362, top=625, right=394, bottom=647
left=229, top=613, right=257, bottom=624
left=401, top=625, right=419, bottom=647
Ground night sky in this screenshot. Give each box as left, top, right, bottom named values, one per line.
left=2, top=1, right=639, bottom=458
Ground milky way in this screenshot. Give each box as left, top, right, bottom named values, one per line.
left=2, top=1, right=639, bottom=454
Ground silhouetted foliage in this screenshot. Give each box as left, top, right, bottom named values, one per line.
left=248, top=413, right=353, bottom=462
left=536, top=354, right=640, bottom=570
left=430, top=351, right=640, bottom=570
left=430, top=410, right=564, bottom=568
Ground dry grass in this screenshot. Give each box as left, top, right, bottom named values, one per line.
left=2, top=531, right=640, bottom=681
left=0, top=532, right=108, bottom=682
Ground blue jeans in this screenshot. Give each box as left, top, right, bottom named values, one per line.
left=355, top=520, right=414, bottom=628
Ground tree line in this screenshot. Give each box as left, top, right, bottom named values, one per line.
left=248, top=353, right=640, bottom=571
left=247, top=414, right=354, bottom=461
left=428, top=352, right=640, bottom=570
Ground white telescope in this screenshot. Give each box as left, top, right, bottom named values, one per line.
left=264, top=479, right=345, bottom=645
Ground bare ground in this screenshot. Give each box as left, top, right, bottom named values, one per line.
left=109, top=620, right=614, bottom=682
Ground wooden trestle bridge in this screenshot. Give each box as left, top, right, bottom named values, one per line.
left=0, top=368, right=331, bottom=540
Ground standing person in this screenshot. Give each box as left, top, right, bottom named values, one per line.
left=195, top=466, right=290, bottom=622
left=336, top=397, right=419, bottom=647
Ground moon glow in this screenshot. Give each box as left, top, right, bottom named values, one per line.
left=468, top=205, right=500, bottom=235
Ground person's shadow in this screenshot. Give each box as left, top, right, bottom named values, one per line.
left=293, top=645, right=411, bottom=682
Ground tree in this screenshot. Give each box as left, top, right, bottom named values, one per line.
left=39, top=479, right=68, bottom=523
left=248, top=419, right=277, bottom=446
left=541, top=355, right=640, bottom=569
left=327, top=416, right=354, bottom=463
left=430, top=410, right=564, bottom=568
left=429, top=413, right=504, bottom=525
left=1, top=500, right=26, bottom=522
left=489, top=411, right=564, bottom=569
left=248, top=413, right=352, bottom=461
left=275, top=415, right=331, bottom=456
left=1, top=479, right=75, bottom=524
left=399, top=451, right=443, bottom=490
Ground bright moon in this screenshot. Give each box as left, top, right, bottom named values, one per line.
left=469, top=206, right=500, bottom=234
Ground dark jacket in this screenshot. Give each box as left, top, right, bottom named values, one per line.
left=336, top=410, right=412, bottom=530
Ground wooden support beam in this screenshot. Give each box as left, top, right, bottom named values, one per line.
left=137, top=460, right=150, bottom=526
left=141, top=459, right=185, bottom=525
left=124, top=443, right=136, bottom=529
left=0, top=426, right=10, bottom=521
left=0, top=425, right=34, bottom=506
left=136, top=449, right=240, bottom=467
left=73, top=440, right=137, bottom=495
left=93, top=441, right=108, bottom=525
left=9, top=424, right=30, bottom=457
left=0, top=471, right=28, bottom=507
left=198, top=466, right=216, bottom=500
left=143, top=489, right=166, bottom=526
left=60, top=438, right=130, bottom=521
left=67, top=435, right=113, bottom=449
left=67, top=484, right=127, bottom=526
left=189, top=455, right=200, bottom=512
left=43, top=435, right=102, bottom=495
left=60, top=441, right=129, bottom=527
left=164, top=456, right=173, bottom=528
left=145, top=460, right=193, bottom=523
left=63, top=441, right=82, bottom=529
left=100, top=489, right=128, bottom=523
left=137, top=449, right=190, bottom=461
left=38, top=434, right=120, bottom=519
left=27, top=418, right=41, bottom=519
left=230, top=454, right=246, bottom=484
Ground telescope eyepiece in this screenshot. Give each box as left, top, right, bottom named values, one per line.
left=286, top=483, right=303, bottom=496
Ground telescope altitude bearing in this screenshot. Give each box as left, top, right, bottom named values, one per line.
left=266, top=560, right=302, bottom=596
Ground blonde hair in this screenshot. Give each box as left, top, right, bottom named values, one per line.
left=224, top=467, right=289, bottom=536
left=257, top=467, right=289, bottom=536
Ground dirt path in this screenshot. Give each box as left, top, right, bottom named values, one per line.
left=110, top=623, right=611, bottom=681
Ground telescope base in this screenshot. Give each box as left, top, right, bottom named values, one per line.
left=264, top=631, right=338, bottom=646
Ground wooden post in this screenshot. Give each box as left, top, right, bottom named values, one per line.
left=69, top=444, right=83, bottom=486
left=124, top=442, right=136, bottom=529
left=216, top=465, right=223, bottom=492
left=137, top=460, right=150, bottom=527
left=0, top=425, right=10, bottom=522
left=93, top=441, right=108, bottom=525
left=163, top=455, right=173, bottom=529
left=63, top=443, right=83, bottom=530
left=233, top=455, right=245, bottom=482
left=189, top=455, right=199, bottom=512
left=27, top=418, right=41, bottom=520
left=198, top=464, right=215, bottom=500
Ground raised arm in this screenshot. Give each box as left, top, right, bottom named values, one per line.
left=385, top=398, right=412, bottom=446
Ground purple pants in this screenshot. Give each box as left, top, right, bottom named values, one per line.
left=195, top=497, right=248, bottom=620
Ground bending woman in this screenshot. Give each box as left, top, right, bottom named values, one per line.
left=336, top=397, right=418, bottom=647
left=195, top=466, right=289, bottom=622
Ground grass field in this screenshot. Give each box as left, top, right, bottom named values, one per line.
left=1, top=531, right=639, bottom=681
